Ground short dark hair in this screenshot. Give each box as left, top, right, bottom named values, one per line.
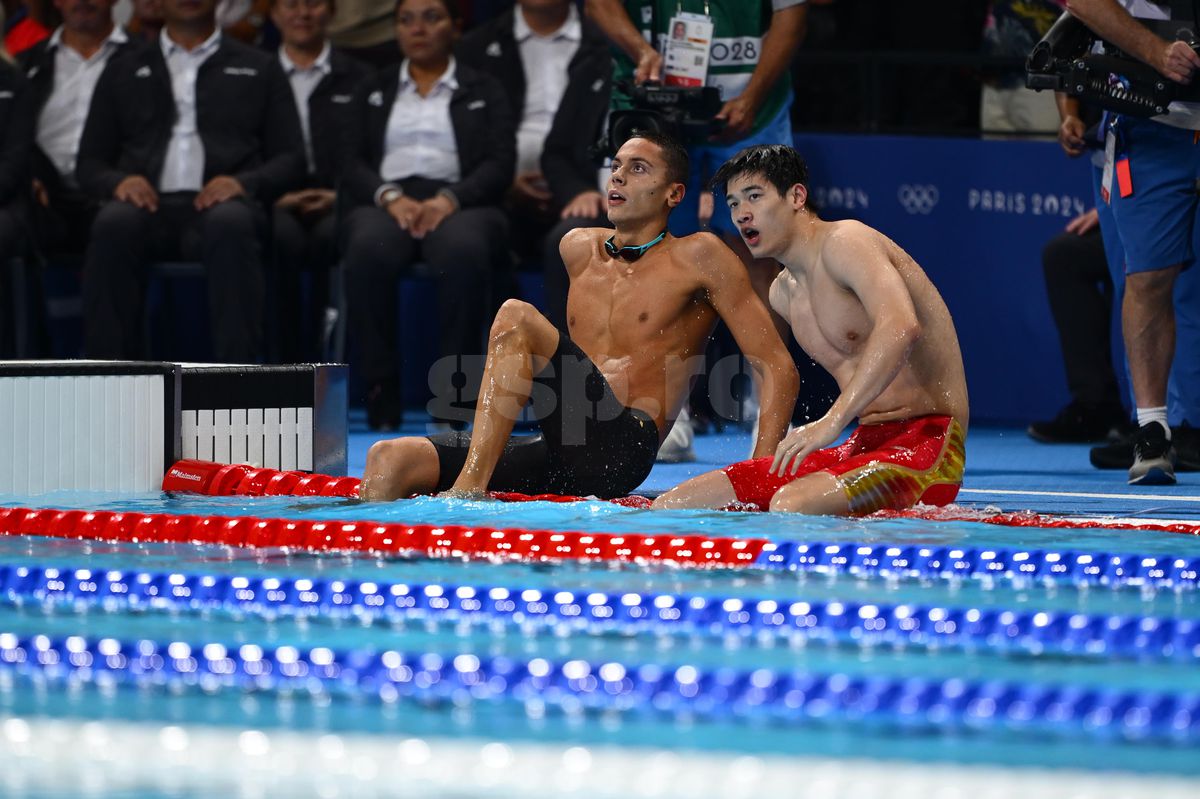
left=710, top=144, right=809, bottom=198
left=624, top=129, right=690, bottom=186
left=394, top=0, right=461, bottom=21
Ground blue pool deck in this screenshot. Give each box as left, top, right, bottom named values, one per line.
left=348, top=415, right=1200, bottom=525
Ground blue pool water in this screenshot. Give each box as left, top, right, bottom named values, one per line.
left=2, top=488, right=1200, bottom=796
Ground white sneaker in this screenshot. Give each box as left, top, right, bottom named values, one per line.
left=657, top=407, right=696, bottom=463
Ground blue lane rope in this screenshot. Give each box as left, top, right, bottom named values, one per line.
left=1, top=630, right=1197, bottom=744
left=754, top=541, right=1200, bottom=589
left=3, top=564, right=1198, bottom=662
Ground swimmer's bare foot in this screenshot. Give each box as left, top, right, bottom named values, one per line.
left=438, top=486, right=489, bottom=501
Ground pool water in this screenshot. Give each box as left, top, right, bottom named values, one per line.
left=1, top=492, right=1199, bottom=797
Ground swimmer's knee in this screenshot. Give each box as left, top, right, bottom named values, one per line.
left=492, top=299, right=537, bottom=332
left=768, top=474, right=848, bottom=515
left=489, top=299, right=546, bottom=347
left=652, top=471, right=738, bottom=510
left=361, top=437, right=441, bottom=501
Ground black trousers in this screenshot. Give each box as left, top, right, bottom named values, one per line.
left=31, top=186, right=97, bottom=258
left=341, top=200, right=506, bottom=393
left=83, top=193, right=267, bottom=362
left=272, top=203, right=337, bottom=362
left=0, top=204, right=24, bottom=356
left=1042, top=226, right=1121, bottom=406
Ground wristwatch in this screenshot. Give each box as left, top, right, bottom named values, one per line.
left=377, top=185, right=403, bottom=208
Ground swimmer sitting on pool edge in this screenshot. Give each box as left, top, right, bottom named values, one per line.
left=654, top=144, right=969, bottom=515
left=358, top=131, right=799, bottom=501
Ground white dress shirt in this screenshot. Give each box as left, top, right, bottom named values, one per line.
left=159, top=27, right=222, bottom=193
left=379, top=58, right=460, bottom=183
left=514, top=6, right=580, bottom=174
left=280, top=42, right=332, bottom=174
left=35, top=25, right=129, bottom=183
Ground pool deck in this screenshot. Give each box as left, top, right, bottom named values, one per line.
left=348, top=416, right=1200, bottom=525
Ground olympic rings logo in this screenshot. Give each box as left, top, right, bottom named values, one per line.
left=897, top=184, right=940, bottom=215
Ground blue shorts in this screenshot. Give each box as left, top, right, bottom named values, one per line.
left=668, top=102, right=793, bottom=238
left=1109, top=116, right=1200, bottom=274
left=1100, top=125, right=1200, bottom=426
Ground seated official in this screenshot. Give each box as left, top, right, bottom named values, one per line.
left=18, top=0, right=139, bottom=260
left=270, top=0, right=370, bottom=361
left=455, top=0, right=611, bottom=330
left=0, top=56, right=35, bottom=355
left=76, top=0, right=304, bottom=362
left=340, top=0, right=515, bottom=430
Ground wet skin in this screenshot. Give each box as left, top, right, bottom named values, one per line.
left=654, top=170, right=968, bottom=513
left=359, top=138, right=798, bottom=501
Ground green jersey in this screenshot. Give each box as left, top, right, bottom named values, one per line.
left=612, top=0, right=800, bottom=136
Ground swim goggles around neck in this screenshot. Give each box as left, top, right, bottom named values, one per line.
left=604, top=230, right=667, bottom=261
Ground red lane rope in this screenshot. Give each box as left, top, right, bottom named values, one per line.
left=0, top=505, right=766, bottom=567
left=162, top=460, right=656, bottom=507
left=163, top=460, right=362, bottom=498
left=878, top=507, right=1200, bottom=537
left=162, top=460, right=1200, bottom=536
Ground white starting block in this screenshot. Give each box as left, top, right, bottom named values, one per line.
left=0, top=361, right=347, bottom=495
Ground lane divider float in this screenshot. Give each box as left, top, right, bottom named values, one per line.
left=1, top=631, right=1197, bottom=744
left=4, top=563, right=1198, bottom=662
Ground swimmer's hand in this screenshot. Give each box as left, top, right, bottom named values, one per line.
left=438, top=487, right=489, bottom=501
left=770, top=416, right=843, bottom=476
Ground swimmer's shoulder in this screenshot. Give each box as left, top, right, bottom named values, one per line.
left=816, top=220, right=892, bottom=275
left=768, top=270, right=792, bottom=315
left=559, top=226, right=609, bottom=261
left=819, top=219, right=874, bottom=251
left=669, top=231, right=740, bottom=275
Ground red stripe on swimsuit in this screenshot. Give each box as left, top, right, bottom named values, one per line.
left=723, top=415, right=967, bottom=514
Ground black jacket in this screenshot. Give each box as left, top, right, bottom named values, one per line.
left=77, top=36, right=305, bottom=204
left=297, top=47, right=372, bottom=188
left=456, top=9, right=611, bottom=210
left=0, top=60, right=35, bottom=206
left=16, top=33, right=141, bottom=195
left=342, top=60, right=515, bottom=209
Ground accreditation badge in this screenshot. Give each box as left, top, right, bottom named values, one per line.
left=663, top=12, right=714, bottom=87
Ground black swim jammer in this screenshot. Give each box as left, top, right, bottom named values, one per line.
left=428, top=334, right=660, bottom=498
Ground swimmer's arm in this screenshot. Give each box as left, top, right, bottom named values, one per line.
left=770, top=231, right=919, bottom=475
left=820, top=229, right=921, bottom=431
left=695, top=235, right=799, bottom=458
left=767, top=273, right=792, bottom=329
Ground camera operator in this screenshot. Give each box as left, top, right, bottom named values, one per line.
left=585, top=0, right=805, bottom=265
left=1064, top=0, right=1200, bottom=485
left=585, top=0, right=807, bottom=459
